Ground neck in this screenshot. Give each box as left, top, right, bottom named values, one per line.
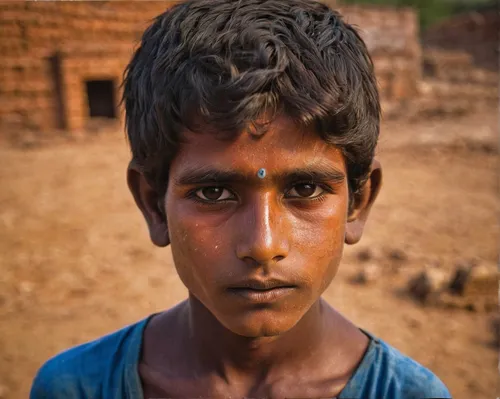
left=183, top=294, right=330, bottom=380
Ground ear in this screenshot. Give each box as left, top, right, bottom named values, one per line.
left=127, top=161, right=170, bottom=247
left=345, top=159, right=382, bottom=245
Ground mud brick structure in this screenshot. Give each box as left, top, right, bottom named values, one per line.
left=0, top=1, right=421, bottom=134
left=338, top=5, right=421, bottom=103
left=415, top=9, right=499, bottom=118
left=423, top=8, right=499, bottom=72
left=0, top=1, right=173, bottom=133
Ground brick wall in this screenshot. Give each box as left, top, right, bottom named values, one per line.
left=338, top=4, right=421, bottom=103
left=0, top=1, right=421, bottom=134
left=0, top=1, right=174, bottom=133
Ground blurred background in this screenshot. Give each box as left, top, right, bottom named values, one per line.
left=0, top=1, right=498, bottom=398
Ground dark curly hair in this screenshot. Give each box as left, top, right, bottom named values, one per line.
left=123, top=0, right=380, bottom=206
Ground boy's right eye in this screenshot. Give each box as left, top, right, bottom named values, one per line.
left=194, top=187, right=235, bottom=202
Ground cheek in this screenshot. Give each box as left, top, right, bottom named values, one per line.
left=166, top=199, right=232, bottom=291
left=294, top=197, right=347, bottom=249
left=292, top=200, right=347, bottom=285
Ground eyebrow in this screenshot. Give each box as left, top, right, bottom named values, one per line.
left=174, top=165, right=345, bottom=186
left=175, top=168, right=248, bottom=186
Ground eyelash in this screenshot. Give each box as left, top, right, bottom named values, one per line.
left=186, top=182, right=335, bottom=205
left=186, top=191, right=234, bottom=205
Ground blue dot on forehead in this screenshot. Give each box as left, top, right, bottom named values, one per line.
left=257, top=168, right=266, bottom=179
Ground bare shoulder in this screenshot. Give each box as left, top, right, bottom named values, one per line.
left=140, top=301, right=190, bottom=370
left=140, top=301, right=211, bottom=397
left=324, top=303, right=371, bottom=366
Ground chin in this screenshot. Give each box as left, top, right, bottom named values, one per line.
left=218, top=308, right=304, bottom=338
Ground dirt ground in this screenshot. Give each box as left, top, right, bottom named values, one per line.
left=0, top=110, right=498, bottom=399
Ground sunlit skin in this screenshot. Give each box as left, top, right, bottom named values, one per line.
left=128, top=116, right=382, bottom=398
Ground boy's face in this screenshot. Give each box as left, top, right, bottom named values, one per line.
left=167, top=117, right=349, bottom=337
left=129, top=116, right=380, bottom=338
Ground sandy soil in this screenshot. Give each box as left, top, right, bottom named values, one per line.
left=0, top=111, right=498, bottom=398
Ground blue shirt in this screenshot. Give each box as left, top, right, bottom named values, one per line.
left=30, top=315, right=451, bottom=399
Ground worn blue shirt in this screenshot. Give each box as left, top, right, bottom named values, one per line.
left=30, top=315, right=451, bottom=399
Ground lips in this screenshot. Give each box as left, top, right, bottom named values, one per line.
left=227, top=278, right=297, bottom=303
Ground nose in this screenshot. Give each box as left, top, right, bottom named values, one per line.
left=236, top=192, right=289, bottom=266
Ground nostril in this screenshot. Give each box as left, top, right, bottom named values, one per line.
left=273, top=255, right=285, bottom=262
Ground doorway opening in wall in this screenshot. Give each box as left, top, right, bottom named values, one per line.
left=49, top=53, right=66, bottom=129
left=85, top=79, right=116, bottom=119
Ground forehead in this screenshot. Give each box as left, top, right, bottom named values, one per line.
left=171, top=116, right=345, bottom=173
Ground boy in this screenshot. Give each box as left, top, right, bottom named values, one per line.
left=31, top=0, right=451, bottom=398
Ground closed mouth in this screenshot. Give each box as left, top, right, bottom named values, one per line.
left=227, top=279, right=296, bottom=291
left=226, top=279, right=297, bottom=302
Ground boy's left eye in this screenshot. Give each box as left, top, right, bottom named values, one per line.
left=195, top=187, right=234, bottom=201
left=286, top=183, right=325, bottom=198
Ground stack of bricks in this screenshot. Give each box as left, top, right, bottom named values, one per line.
left=421, top=49, right=498, bottom=106
left=423, top=49, right=498, bottom=85
left=0, top=1, right=421, bottom=135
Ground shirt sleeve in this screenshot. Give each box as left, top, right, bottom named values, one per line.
left=30, top=361, right=67, bottom=399
left=29, top=356, right=86, bottom=399
left=391, top=360, right=453, bottom=399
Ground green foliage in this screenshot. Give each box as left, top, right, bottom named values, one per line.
left=340, top=0, right=496, bottom=30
